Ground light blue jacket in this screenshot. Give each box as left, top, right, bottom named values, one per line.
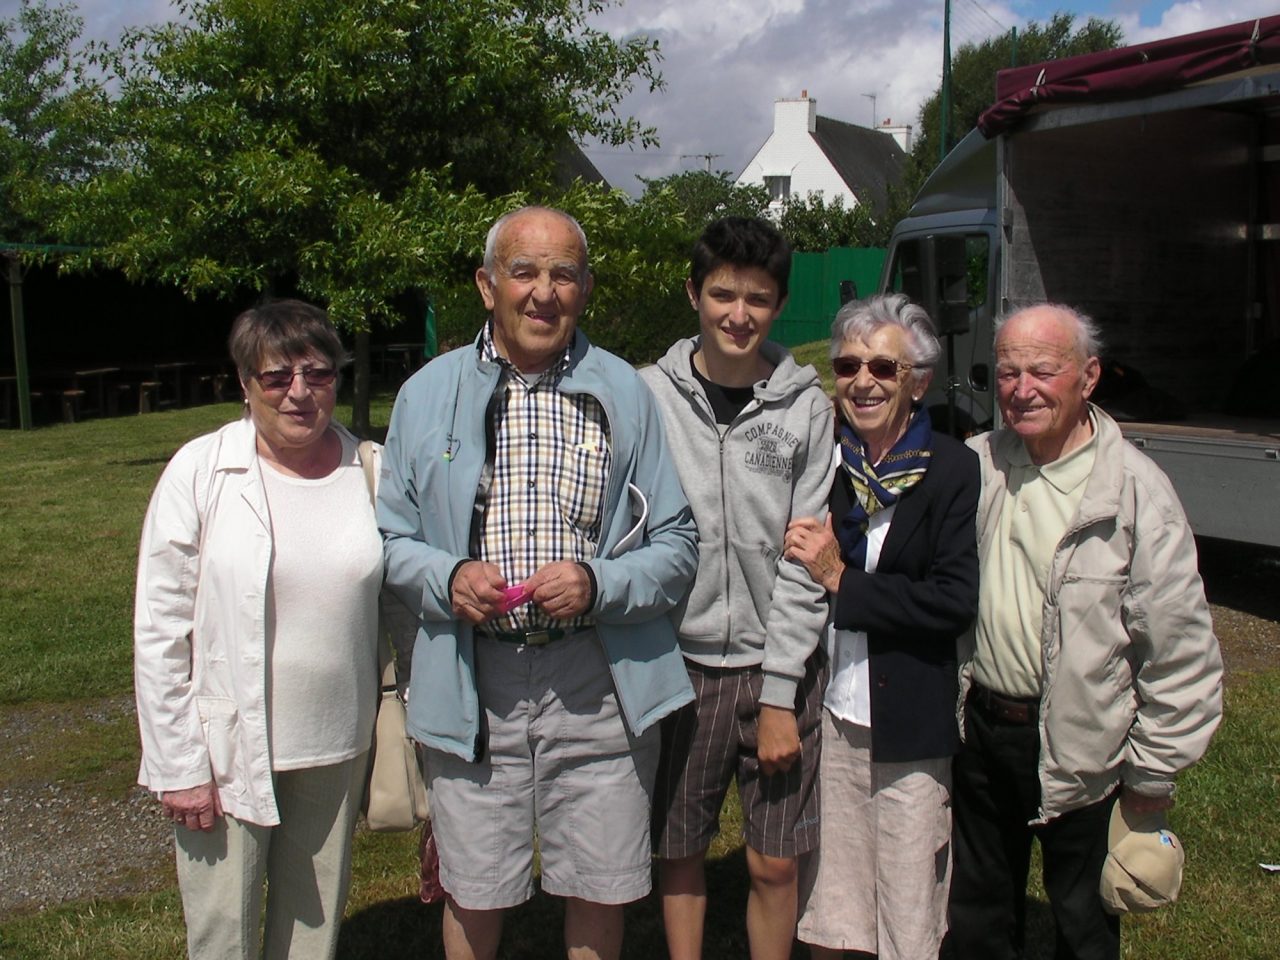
left=378, top=330, right=698, bottom=760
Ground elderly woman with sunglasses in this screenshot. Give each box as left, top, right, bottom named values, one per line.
left=783, top=293, right=980, bottom=960
left=134, top=299, right=381, bottom=960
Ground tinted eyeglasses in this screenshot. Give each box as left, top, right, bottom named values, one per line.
left=254, top=366, right=338, bottom=391
left=831, top=356, right=912, bottom=380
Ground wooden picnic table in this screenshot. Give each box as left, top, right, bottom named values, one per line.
left=153, top=361, right=195, bottom=409
left=72, top=367, right=122, bottom=419
left=375, top=342, right=427, bottom=382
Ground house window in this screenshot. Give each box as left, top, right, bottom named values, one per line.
left=764, top=176, right=791, bottom=202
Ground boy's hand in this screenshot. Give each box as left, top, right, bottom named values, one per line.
left=757, top=705, right=801, bottom=775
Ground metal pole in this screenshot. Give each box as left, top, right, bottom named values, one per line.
left=940, top=0, right=953, bottom=163
left=6, top=254, right=32, bottom=430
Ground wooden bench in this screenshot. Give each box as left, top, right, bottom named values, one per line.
left=61, top=389, right=86, bottom=424
left=106, top=382, right=132, bottom=417
left=138, top=381, right=162, bottom=414
left=211, top=373, right=230, bottom=402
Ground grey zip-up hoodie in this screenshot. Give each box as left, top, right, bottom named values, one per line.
left=640, top=337, right=835, bottom=709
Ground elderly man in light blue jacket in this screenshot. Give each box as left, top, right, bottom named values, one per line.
left=378, top=205, right=697, bottom=960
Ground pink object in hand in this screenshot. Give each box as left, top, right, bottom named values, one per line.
left=498, top=584, right=533, bottom=613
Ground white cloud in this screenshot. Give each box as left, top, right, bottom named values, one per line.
left=586, top=0, right=986, bottom=193
left=48, top=0, right=1278, bottom=196
left=1122, top=0, right=1278, bottom=43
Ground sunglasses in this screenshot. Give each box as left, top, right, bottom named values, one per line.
left=254, top=366, right=338, bottom=391
left=831, top=356, right=913, bottom=380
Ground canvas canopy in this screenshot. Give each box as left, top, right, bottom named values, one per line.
left=977, top=14, right=1280, bottom=137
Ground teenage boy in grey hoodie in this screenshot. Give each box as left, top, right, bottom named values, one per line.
left=640, top=217, right=835, bottom=960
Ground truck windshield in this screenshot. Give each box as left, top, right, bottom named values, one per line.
left=887, top=234, right=991, bottom=314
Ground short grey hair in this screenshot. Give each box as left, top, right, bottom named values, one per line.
left=996, top=302, right=1104, bottom=360
left=830, top=293, right=941, bottom=384
left=481, top=205, right=590, bottom=279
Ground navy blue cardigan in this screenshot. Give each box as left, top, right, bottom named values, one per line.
left=830, top=431, right=980, bottom=763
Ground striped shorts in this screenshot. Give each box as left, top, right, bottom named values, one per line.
left=652, top=651, right=826, bottom=860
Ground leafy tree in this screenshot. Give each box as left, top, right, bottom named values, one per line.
left=906, top=12, right=1123, bottom=194
left=776, top=192, right=885, bottom=251
left=637, top=169, right=768, bottom=227
left=53, top=0, right=662, bottom=430
left=0, top=0, right=107, bottom=243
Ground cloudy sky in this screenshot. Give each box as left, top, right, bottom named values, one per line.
left=9, top=0, right=1277, bottom=193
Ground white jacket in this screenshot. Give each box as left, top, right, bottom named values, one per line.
left=133, top=417, right=373, bottom=826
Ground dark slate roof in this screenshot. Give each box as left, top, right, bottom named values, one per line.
left=554, top=142, right=609, bottom=189
left=811, top=116, right=906, bottom=215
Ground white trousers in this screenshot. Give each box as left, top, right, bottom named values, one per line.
left=173, top=754, right=365, bottom=960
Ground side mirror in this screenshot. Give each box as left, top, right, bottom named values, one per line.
left=838, top=280, right=858, bottom=305
left=970, top=363, right=990, bottom=392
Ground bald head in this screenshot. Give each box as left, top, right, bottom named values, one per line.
left=994, top=304, right=1102, bottom=465
left=483, top=206, right=589, bottom=280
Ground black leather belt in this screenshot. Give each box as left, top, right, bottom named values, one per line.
left=970, top=682, right=1039, bottom=725
left=482, top=626, right=593, bottom=646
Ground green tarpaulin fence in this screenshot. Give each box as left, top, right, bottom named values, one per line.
left=771, top=247, right=885, bottom=347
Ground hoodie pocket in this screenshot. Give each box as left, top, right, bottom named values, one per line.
left=728, top=537, right=780, bottom=646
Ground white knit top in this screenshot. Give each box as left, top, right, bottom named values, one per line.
left=260, top=431, right=382, bottom=770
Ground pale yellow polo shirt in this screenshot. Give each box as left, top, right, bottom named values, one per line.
left=972, top=414, right=1098, bottom=698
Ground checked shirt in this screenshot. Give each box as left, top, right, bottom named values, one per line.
left=475, top=324, right=611, bottom=633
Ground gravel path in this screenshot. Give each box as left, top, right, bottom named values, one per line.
left=0, top=696, right=174, bottom=917
left=1, top=545, right=1276, bottom=920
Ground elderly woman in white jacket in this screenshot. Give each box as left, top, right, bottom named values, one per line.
left=134, top=299, right=381, bottom=960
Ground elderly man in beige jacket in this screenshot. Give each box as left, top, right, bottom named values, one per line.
left=946, top=303, right=1223, bottom=960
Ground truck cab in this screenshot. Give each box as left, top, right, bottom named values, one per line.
left=881, top=129, right=999, bottom=437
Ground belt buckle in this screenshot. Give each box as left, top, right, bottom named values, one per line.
left=523, top=629, right=553, bottom=647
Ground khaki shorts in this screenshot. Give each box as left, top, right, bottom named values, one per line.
left=423, top=631, right=659, bottom=910
left=652, top=652, right=825, bottom=860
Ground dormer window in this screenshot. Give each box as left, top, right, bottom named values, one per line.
left=764, top=175, right=791, bottom=203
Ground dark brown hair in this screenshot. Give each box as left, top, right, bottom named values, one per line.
left=228, top=299, right=348, bottom=380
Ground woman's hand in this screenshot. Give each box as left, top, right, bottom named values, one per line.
left=161, top=781, right=223, bottom=832
left=784, top=515, right=846, bottom=594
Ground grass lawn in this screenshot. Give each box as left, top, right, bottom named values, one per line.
left=0, top=355, right=1277, bottom=958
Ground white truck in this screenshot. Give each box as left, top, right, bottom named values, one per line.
left=882, top=14, right=1280, bottom=547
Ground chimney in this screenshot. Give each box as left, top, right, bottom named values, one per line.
left=775, top=93, right=817, bottom=135
left=879, top=118, right=913, bottom=153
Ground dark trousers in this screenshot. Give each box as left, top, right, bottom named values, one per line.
left=947, top=694, right=1120, bottom=960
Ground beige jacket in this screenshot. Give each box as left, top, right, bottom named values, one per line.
left=962, top=407, right=1223, bottom=823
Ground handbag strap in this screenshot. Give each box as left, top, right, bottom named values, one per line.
left=357, top=439, right=378, bottom=507
left=356, top=439, right=395, bottom=687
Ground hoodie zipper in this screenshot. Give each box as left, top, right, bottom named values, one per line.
left=714, top=397, right=762, bottom=665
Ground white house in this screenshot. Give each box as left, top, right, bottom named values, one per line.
left=736, top=94, right=909, bottom=216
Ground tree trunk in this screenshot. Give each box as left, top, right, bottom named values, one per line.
left=352, top=329, right=372, bottom=438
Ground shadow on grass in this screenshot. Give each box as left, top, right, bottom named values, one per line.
left=338, top=846, right=1065, bottom=959
left=337, top=847, right=794, bottom=959
left=338, top=895, right=442, bottom=957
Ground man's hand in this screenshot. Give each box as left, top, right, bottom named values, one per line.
left=1120, top=786, right=1175, bottom=816
left=161, top=781, right=223, bottom=832
left=526, top=561, right=593, bottom=620
left=756, top=704, right=801, bottom=776
left=451, top=561, right=507, bottom=624
left=783, top=515, right=845, bottom=594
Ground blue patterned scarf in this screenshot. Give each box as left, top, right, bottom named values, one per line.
left=836, top=406, right=933, bottom=567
